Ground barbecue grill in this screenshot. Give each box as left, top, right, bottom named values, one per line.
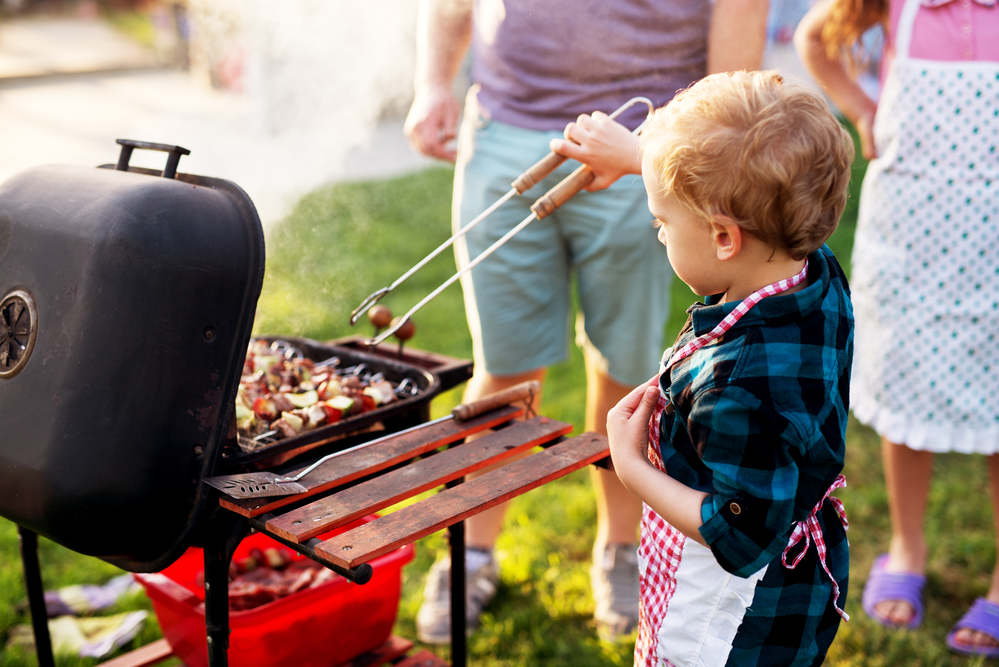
left=1, top=140, right=610, bottom=667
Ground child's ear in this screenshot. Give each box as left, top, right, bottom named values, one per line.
left=710, top=215, right=742, bottom=261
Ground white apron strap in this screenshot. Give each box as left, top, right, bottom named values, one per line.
left=894, top=0, right=923, bottom=61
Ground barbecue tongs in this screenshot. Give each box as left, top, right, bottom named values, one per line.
left=351, top=97, right=655, bottom=345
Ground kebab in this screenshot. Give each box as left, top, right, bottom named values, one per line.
left=233, top=339, right=398, bottom=442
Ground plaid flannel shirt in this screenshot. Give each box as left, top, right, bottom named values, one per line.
left=653, top=245, right=854, bottom=666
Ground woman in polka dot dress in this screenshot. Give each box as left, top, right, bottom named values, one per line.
left=798, top=0, right=999, bottom=656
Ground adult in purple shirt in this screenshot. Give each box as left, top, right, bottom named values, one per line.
left=404, top=0, right=768, bottom=644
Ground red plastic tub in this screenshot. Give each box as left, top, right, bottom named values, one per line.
left=134, top=517, right=413, bottom=667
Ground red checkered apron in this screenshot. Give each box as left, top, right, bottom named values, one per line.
left=635, top=260, right=849, bottom=666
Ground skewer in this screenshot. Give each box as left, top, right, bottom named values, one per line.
left=391, top=316, right=415, bottom=359
left=349, top=96, right=655, bottom=327
left=366, top=98, right=655, bottom=346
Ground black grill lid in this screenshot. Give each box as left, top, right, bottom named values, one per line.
left=0, top=141, right=265, bottom=571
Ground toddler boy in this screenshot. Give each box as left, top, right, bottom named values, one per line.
left=607, top=70, right=855, bottom=666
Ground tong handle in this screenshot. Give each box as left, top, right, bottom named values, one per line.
left=451, top=380, right=541, bottom=422
left=115, top=139, right=191, bottom=180
left=529, top=164, right=595, bottom=220
left=512, top=151, right=569, bottom=194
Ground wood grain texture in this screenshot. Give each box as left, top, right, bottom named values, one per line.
left=219, top=405, right=523, bottom=518
left=315, top=432, right=609, bottom=569
left=266, top=417, right=571, bottom=543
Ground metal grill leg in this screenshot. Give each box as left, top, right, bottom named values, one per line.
left=203, top=510, right=249, bottom=667
left=18, top=526, right=55, bottom=667
left=448, top=519, right=466, bottom=667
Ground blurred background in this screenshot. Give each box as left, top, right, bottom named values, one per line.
left=0, top=0, right=445, bottom=227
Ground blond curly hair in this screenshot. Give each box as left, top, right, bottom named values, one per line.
left=640, top=70, right=855, bottom=260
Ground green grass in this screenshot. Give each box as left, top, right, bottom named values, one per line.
left=1, top=125, right=997, bottom=666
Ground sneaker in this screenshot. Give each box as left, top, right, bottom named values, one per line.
left=416, top=550, right=499, bottom=645
left=591, top=543, right=640, bottom=641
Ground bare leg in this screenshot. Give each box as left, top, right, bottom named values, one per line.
left=875, top=437, right=934, bottom=626
left=462, top=368, right=546, bottom=549
left=585, top=360, right=642, bottom=554
left=952, top=453, right=999, bottom=649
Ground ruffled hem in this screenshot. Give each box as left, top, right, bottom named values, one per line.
left=852, top=389, right=999, bottom=455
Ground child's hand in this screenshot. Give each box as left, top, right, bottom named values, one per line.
left=607, top=375, right=661, bottom=470
left=549, top=112, right=641, bottom=191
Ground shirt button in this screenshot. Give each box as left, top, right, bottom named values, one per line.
left=729, top=502, right=742, bottom=516
left=962, top=22, right=972, bottom=34
left=965, top=49, right=974, bottom=59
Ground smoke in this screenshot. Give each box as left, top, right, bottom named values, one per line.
left=0, top=2, right=432, bottom=230
left=150, top=0, right=428, bottom=226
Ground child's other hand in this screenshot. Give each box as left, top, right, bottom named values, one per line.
left=607, top=375, right=660, bottom=470
left=549, top=112, right=641, bottom=191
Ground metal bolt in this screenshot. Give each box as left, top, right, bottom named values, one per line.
left=203, top=327, right=216, bottom=341
left=205, top=582, right=210, bottom=591
left=194, top=445, right=204, bottom=456
left=206, top=636, right=213, bottom=645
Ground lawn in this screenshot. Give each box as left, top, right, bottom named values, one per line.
left=0, top=128, right=996, bottom=666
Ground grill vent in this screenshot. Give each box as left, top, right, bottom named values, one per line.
left=0, top=290, right=37, bottom=379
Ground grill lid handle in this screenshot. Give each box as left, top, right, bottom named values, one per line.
left=115, top=139, right=192, bottom=179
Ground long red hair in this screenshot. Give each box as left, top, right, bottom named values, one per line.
left=821, top=0, right=889, bottom=67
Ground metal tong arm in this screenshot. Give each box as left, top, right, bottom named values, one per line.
left=349, top=96, right=654, bottom=325
left=368, top=97, right=655, bottom=346
left=273, top=380, right=541, bottom=484
left=349, top=188, right=516, bottom=323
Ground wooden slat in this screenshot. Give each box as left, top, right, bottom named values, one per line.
left=331, top=635, right=413, bottom=667
left=315, top=432, right=609, bottom=568
left=220, top=405, right=523, bottom=517
left=96, top=639, right=173, bottom=667
left=267, top=417, right=572, bottom=543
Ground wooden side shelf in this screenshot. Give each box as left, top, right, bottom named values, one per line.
left=317, top=431, right=607, bottom=569
left=209, top=401, right=610, bottom=667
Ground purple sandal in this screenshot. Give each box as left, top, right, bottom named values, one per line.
left=947, top=598, right=999, bottom=658
left=861, top=554, right=926, bottom=629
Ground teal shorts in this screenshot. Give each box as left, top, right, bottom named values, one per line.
left=452, top=99, right=672, bottom=387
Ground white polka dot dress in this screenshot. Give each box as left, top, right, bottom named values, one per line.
left=850, top=0, right=999, bottom=453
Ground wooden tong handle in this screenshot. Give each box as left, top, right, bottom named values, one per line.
left=529, top=164, right=595, bottom=220
left=451, top=380, right=541, bottom=422
left=511, top=151, right=569, bottom=194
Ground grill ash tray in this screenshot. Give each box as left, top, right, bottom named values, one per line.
left=217, top=337, right=440, bottom=472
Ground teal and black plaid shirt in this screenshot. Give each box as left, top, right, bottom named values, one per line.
left=654, top=245, right=854, bottom=666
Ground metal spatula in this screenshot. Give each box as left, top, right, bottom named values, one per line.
left=204, top=473, right=309, bottom=498
left=205, top=380, right=540, bottom=499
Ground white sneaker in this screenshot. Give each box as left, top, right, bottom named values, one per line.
left=591, top=543, right=640, bottom=641
left=416, top=551, right=499, bottom=645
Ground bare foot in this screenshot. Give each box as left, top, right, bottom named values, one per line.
left=952, top=628, right=999, bottom=650
left=870, top=549, right=926, bottom=627
left=873, top=599, right=918, bottom=627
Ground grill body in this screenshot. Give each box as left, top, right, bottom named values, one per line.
left=0, top=162, right=265, bottom=571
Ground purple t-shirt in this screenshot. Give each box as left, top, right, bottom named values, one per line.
left=471, top=0, right=711, bottom=131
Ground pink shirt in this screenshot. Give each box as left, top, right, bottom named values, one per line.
left=887, top=0, right=999, bottom=62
